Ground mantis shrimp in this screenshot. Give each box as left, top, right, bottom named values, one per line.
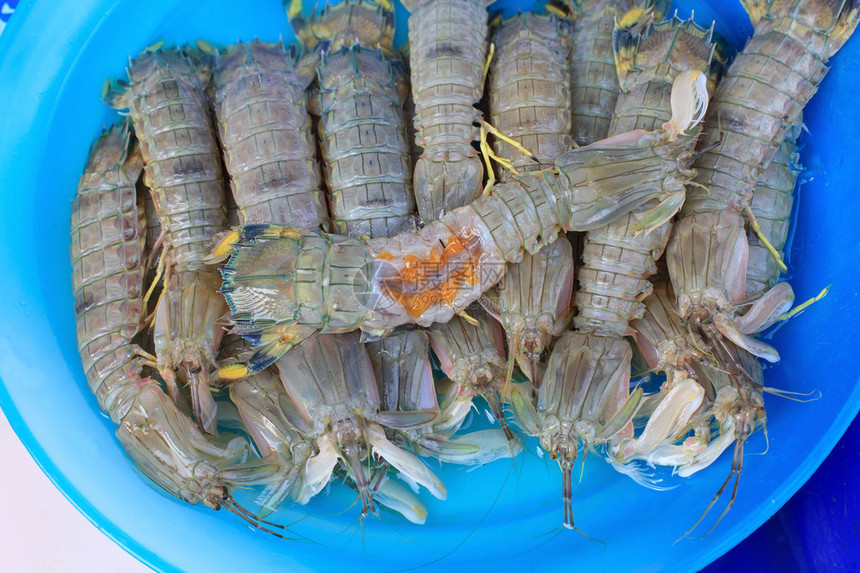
left=667, top=0, right=858, bottom=365
left=212, top=39, right=329, bottom=230
left=508, top=14, right=716, bottom=529
left=71, top=123, right=287, bottom=535
left=396, top=9, right=552, bottom=452
left=618, top=54, right=804, bottom=484
left=613, top=264, right=736, bottom=480
left=631, top=339, right=772, bottom=537
left=402, top=0, right=493, bottom=221
left=664, top=0, right=858, bottom=533
left=485, top=10, right=575, bottom=386
left=621, top=275, right=711, bottom=464
left=424, top=306, right=512, bottom=436
left=106, top=46, right=230, bottom=434
left=296, top=1, right=415, bottom=238
left=210, top=33, right=331, bottom=519
left=626, top=274, right=796, bottom=539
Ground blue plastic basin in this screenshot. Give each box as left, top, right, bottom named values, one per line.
left=0, top=1, right=857, bottom=571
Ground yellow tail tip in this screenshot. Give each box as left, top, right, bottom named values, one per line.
left=196, top=39, right=216, bottom=55
left=210, top=229, right=242, bottom=259
left=546, top=4, right=567, bottom=18
left=618, top=8, right=647, bottom=28
left=286, top=0, right=303, bottom=19
left=276, top=227, right=302, bottom=240
left=143, top=40, right=165, bottom=54
left=218, top=363, right=251, bottom=380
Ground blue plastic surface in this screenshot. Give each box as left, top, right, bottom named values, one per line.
left=0, top=1, right=857, bottom=572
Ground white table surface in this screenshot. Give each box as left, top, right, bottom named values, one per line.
left=0, top=408, right=150, bottom=573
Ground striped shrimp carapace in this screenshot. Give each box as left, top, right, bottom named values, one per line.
left=107, top=46, right=231, bottom=434
left=487, top=11, right=573, bottom=175
left=486, top=11, right=575, bottom=386
left=213, top=39, right=329, bottom=230
left=72, top=123, right=287, bottom=535
left=274, top=332, right=447, bottom=514
left=72, top=123, right=148, bottom=420
left=403, top=0, right=493, bottom=222
left=313, top=44, right=417, bottom=237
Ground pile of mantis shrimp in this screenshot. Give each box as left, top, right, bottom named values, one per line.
left=70, top=0, right=857, bottom=538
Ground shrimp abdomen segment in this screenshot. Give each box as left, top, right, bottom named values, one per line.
left=71, top=123, right=146, bottom=420
left=575, top=214, right=670, bottom=337
left=488, top=12, right=573, bottom=174
left=408, top=0, right=489, bottom=220
left=317, top=46, right=416, bottom=238
left=684, top=2, right=858, bottom=214
left=214, top=40, right=328, bottom=230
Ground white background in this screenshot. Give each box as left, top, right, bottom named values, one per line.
left=0, top=408, right=150, bottom=572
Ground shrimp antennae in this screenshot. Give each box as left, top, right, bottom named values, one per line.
left=224, top=492, right=323, bottom=544
left=227, top=497, right=285, bottom=529
left=753, top=420, right=770, bottom=456
left=222, top=496, right=291, bottom=540
left=762, top=387, right=822, bottom=402
left=675, top=439, right=737, bottom=542
left=697, top=435, right=745, bottom=538
left=502, top=329, right=518, bottom=400
left=482, top=389, right=515, bottom=442
left=562, top=457, right=575, bottom=530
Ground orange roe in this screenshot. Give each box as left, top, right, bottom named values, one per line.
left=381, top=234, right=479, bottom=318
